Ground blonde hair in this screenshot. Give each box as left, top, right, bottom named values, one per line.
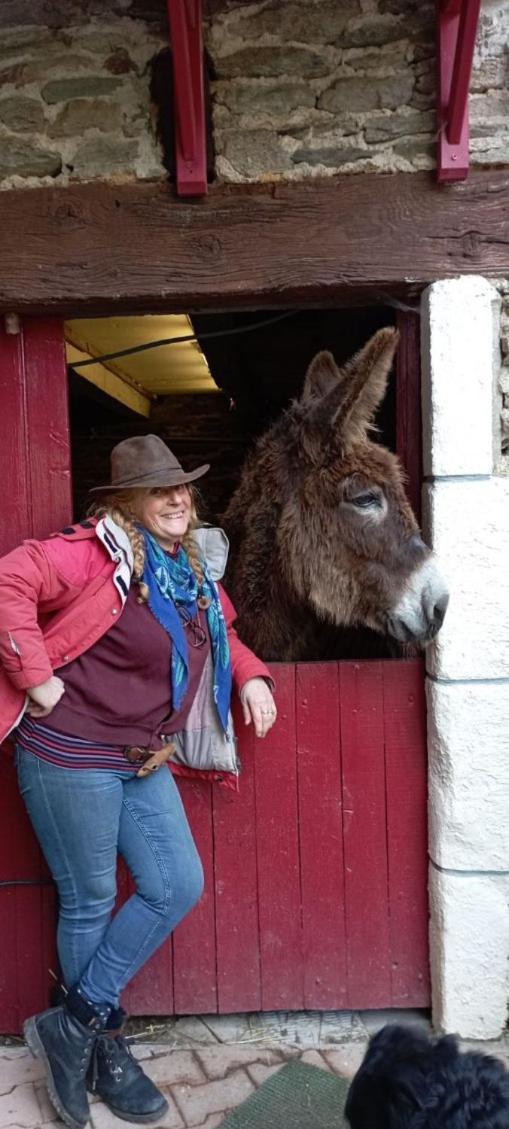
left=89, top=486, right=204, bottom=603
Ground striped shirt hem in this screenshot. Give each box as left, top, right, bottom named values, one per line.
left=16, top=716, right=138, bottom=772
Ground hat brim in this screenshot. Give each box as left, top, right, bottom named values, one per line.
left=88, top=464, right=210, bottom=494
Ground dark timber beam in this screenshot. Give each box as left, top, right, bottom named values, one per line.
left=0, top=172, right=508, bottom=317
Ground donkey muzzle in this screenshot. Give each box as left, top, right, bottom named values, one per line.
left=387, top=557, right=450, bottom=646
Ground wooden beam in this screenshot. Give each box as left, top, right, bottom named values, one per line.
left=66, top=344, right=151, bottom=417
left=0, top=173, right=508, bottom=316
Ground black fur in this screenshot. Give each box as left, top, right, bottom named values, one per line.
left=345, top=1024, right=509, bottom=1129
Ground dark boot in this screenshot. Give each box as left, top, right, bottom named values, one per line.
left=88, top=1007, right=169, bottom=1125
left=24, top=986, right=111, bottom=1129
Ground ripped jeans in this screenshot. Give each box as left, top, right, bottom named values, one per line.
left=16, top=748, right=204, bottom=1008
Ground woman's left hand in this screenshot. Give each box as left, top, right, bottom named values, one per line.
left=240, top=678, right=277, bottom=738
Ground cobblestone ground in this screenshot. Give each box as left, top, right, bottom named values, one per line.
left=1, top=1011, right=508, bottom=1129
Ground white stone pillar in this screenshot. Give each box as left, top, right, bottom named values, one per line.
left=421, top=276, right=509, bottom=1039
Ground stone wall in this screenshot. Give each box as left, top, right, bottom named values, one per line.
left=207, top=0, right=508, bottom=180
left=0, top=1, right=167, bottom=186
left=0, top=0, right=507, bottom=188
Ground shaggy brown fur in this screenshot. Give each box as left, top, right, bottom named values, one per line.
left=223, top=328, right=430, bottom=661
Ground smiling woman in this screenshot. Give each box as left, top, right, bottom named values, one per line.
left=0, top=432, right=276, bottom=1129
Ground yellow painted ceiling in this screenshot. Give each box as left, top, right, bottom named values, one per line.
left=65, top=315, right=218, bottom=415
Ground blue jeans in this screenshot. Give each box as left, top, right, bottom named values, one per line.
left=16, top=749, right=204, bottom=1009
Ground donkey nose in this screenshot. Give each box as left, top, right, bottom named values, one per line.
left=433, top=592, right=449, bottom=628
left=428, top=591, right=449, bottom=635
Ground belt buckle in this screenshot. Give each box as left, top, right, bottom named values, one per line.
left=123, top=745, right=149, bottom=765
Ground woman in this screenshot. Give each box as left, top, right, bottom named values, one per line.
left=0, top=435, right=276, bottom=1129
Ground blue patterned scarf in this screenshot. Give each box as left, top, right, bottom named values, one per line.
left=141, top=529, right=232, bottom=731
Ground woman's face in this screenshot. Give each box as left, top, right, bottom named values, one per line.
left=134, top=485, right=192, bottom=549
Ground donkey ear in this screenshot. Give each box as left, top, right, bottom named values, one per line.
left=301, top=350, right=343, bottom=403
left=332, top=327, right=399, bottom=437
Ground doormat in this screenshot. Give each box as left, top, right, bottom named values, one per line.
left=219, top=1060, right=349, bottom=1129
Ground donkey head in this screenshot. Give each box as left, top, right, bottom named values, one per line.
left=278, top=328, right=448, bottom=646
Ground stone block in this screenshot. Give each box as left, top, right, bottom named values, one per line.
left=335, top=13, right=408, bottom=48
left=48, top=98, right=124, bottom=137
left=71, top=135, right=138, bottom=177
left=393, top=136, right=434, bottom=160
left=0, top=96, right=45, bottom=132
left=472, top=143, right=509, bottom=167
left=364, top=109, right=433, bottom=143
left=470, top=92, right=509, bottom=127
left=215, top=80, right=316, bottom=117
left=293, top=143, right=367, bottom=167
left=423, top=478, right=509, bottom=680
left=429, top=867, right=509, bottom=1038
left=0, top=138, right=62, bottom=178
left=421, top=277, right=500, bottom=477
left=220, top=130, right=293, bottom=178
left=319, top=74, right=415, bottom=114
left=41, top=77, right=122, bottom=104
left=214, top=46, right=334, bottom=81
left=207, top=1, right=359, bottom=46
left=427, top=679, right=509, bottom=870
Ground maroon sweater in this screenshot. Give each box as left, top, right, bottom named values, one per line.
left=46, top=586, right=210, bottom=748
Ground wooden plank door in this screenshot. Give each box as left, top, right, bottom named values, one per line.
left=124, top=659, right=429, bottom=1017
left=0, top=316, right=71, bottom=1034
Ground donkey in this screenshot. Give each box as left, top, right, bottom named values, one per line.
left=223, top=328, right=448, bottom=661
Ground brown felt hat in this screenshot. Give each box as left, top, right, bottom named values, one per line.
left=89, top=434, right=210, bottom=494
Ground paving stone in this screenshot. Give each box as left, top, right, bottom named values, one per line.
left=34, top=1082, right=58, bottom=1123
left=245, top=1061, right=284, bottom=1085
left=300, top=1049, right=332, bottom=1071
left=323, top=1046, right=367, bottom=1080
left=0, top=1051, right=44, bottom=1090
left=91, top=1093, right=184, bottom=1129
left=173, top=1069, right=254, bottom=1124
left=130, top=1043, right=155, bottom=1061
left=142, top=1050, right=205, bottom=1087
left=196, top=1046, right=282, bottom=1080
left=0, top=1081, right=44, bottom=1128
left=191, top=1115, right=225, bottom=1129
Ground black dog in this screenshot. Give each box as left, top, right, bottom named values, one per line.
left=344, top=1024, right=509, bottom=1128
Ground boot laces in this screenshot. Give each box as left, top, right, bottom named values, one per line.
left=91, top=1034, right=138, bottom=1090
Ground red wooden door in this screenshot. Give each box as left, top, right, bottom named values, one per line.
left=0, top=315, right=429, bottom=1034
left=0, top=316, right=72, bottom=1033
left=121, top=659, right=429, bottom=1018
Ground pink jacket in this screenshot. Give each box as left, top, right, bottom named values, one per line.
left=0, top=519, right=272, bottom=744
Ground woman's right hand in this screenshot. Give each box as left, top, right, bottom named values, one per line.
left=26, top=676, right=65, bottom=718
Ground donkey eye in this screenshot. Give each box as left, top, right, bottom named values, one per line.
left=351, top=493, right=381, bottom=509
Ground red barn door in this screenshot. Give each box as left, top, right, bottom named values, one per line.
left=0, top=317, right=71, bottom=1033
